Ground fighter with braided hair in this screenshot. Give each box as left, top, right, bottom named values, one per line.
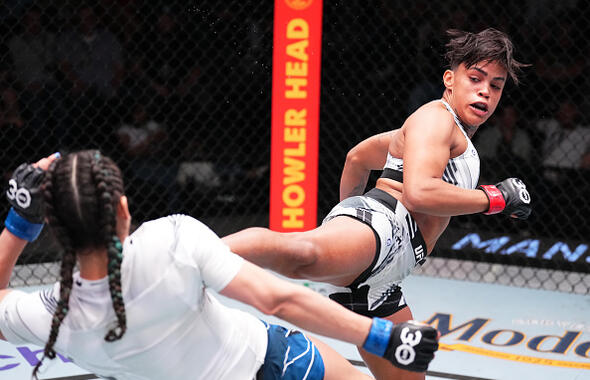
left=30, top=150, right=128, bottom=378
left=0, top=150, right=438, bottom=380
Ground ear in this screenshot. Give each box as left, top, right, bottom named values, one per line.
left=443, top=69, right=454, bottom=90
left=116, top=195, right=131, bottom=242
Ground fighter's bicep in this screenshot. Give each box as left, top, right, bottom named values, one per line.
left=402, top=113, right=454, bottom=185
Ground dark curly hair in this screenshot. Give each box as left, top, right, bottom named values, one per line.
left=32, top=150, right=127, bottom=379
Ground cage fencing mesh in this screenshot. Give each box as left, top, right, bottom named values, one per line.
left=0, top=0, right=588, bottom=291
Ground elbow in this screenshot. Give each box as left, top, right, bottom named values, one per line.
left=255, top=291, right=289, bottom=317
left=344, top=151, right=357, bottom=169
left=344, top=146, right=365, bottom=169
left=259, top=287, right=304, bottom=320
left=255, top=298, right=279, bottom=317
left=401, top=187, right=429, bottom=213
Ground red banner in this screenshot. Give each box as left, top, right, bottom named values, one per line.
left=270, top=0, right=323, bottom=231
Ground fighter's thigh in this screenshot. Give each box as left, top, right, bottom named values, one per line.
left=358, top=307, right=425, bottom=380
left=309, top=336, right=373, bottom=380
left=296, top=216, right=377, bottom=283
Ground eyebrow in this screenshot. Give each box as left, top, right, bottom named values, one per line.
left=472, top=67, right=506, bottom=82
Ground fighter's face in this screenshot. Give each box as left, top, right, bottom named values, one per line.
left=444, top=61, right=507, bottom=127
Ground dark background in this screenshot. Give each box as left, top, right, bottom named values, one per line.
left=1, top=0, right=588, bottom=285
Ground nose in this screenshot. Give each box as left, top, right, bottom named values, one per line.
left=478, top=86, right=490, bottom=99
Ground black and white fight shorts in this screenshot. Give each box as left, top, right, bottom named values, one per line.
left=322, top=188, right=427, bottom=318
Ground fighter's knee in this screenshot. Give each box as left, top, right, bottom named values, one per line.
left=295, top=237, right=321, bottom=266
left=282, top=234, right=321, bottom=277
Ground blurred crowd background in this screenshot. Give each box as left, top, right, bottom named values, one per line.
left=0, top=1, right=589, bottom=285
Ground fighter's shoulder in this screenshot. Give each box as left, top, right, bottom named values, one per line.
left=404, top=101, right=455, bottom=134
left=124, top=215, right=222, bottom=272
left=127, top=215, right=208, bottom=248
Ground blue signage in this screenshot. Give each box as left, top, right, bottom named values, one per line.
left=437, top=228, right=590, bottom=269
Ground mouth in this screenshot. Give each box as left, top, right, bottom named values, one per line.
left=469, top=102, right=489, bottom=116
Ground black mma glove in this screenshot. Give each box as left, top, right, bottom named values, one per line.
left=363, top=318, right=439, bottom=372
left=4, top=163, right=47, bottom=241
left=478, top=178, right=532, bottom=220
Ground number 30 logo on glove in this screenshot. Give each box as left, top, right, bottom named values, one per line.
left=6, top=179, right=32, bottom=209
left=511, top=178, right=531, bottom=204
left=395, top=327, right=422, bottom=365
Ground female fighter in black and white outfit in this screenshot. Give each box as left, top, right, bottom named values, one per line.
left=223, top=28, right=532, bottom=380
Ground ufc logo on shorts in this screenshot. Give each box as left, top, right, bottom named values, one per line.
left=394, top=327, right=422, bottom=365
left=413, top=245, right=425, bottom=263
left=6, top=179, right=32, bottom=209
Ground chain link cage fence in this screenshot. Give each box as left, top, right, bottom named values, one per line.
left=1, top=0, right=589, bottom=292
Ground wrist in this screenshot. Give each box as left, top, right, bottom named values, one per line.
left=363, top=318, right=394, bottom=357
left=4, top=208, right=44, bottom=242
left=478, top=185, right=506, bottom=215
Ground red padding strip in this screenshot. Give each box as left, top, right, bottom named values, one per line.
left=479, top=185, right=506, bottom=215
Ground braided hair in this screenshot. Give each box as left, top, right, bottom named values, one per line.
left=33, top=150, right=127, bottom=378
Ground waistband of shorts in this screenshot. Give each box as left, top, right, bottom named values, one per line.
left=364, top=187, right=398, bottom=210
left=364, top=188, right=427, bottom=266
left=380, top=168, right=404, bottom=182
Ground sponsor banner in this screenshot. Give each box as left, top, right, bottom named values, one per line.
left=304, top=277, right=590, bottom=372
left=437, top=227, right=589, bottom=269
left=439, top=343, right=590, bottom=369
left=269, top=0, right=323, bottom=231
left=428, top=312, right=590, bottom=369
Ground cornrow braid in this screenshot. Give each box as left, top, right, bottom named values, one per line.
left=90, top=151, right=127, bottom=341
left=33, top=161, right=78, bottom=379
left=31, top=150, right=127, bottom=379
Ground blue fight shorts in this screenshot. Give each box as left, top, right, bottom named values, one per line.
left=257, top=322, right=325, bottom=380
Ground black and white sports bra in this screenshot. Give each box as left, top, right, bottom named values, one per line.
left=380, top=99, right=480, bottom=189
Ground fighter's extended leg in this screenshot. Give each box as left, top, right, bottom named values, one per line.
left=222, top=216, right=376, bottom=286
